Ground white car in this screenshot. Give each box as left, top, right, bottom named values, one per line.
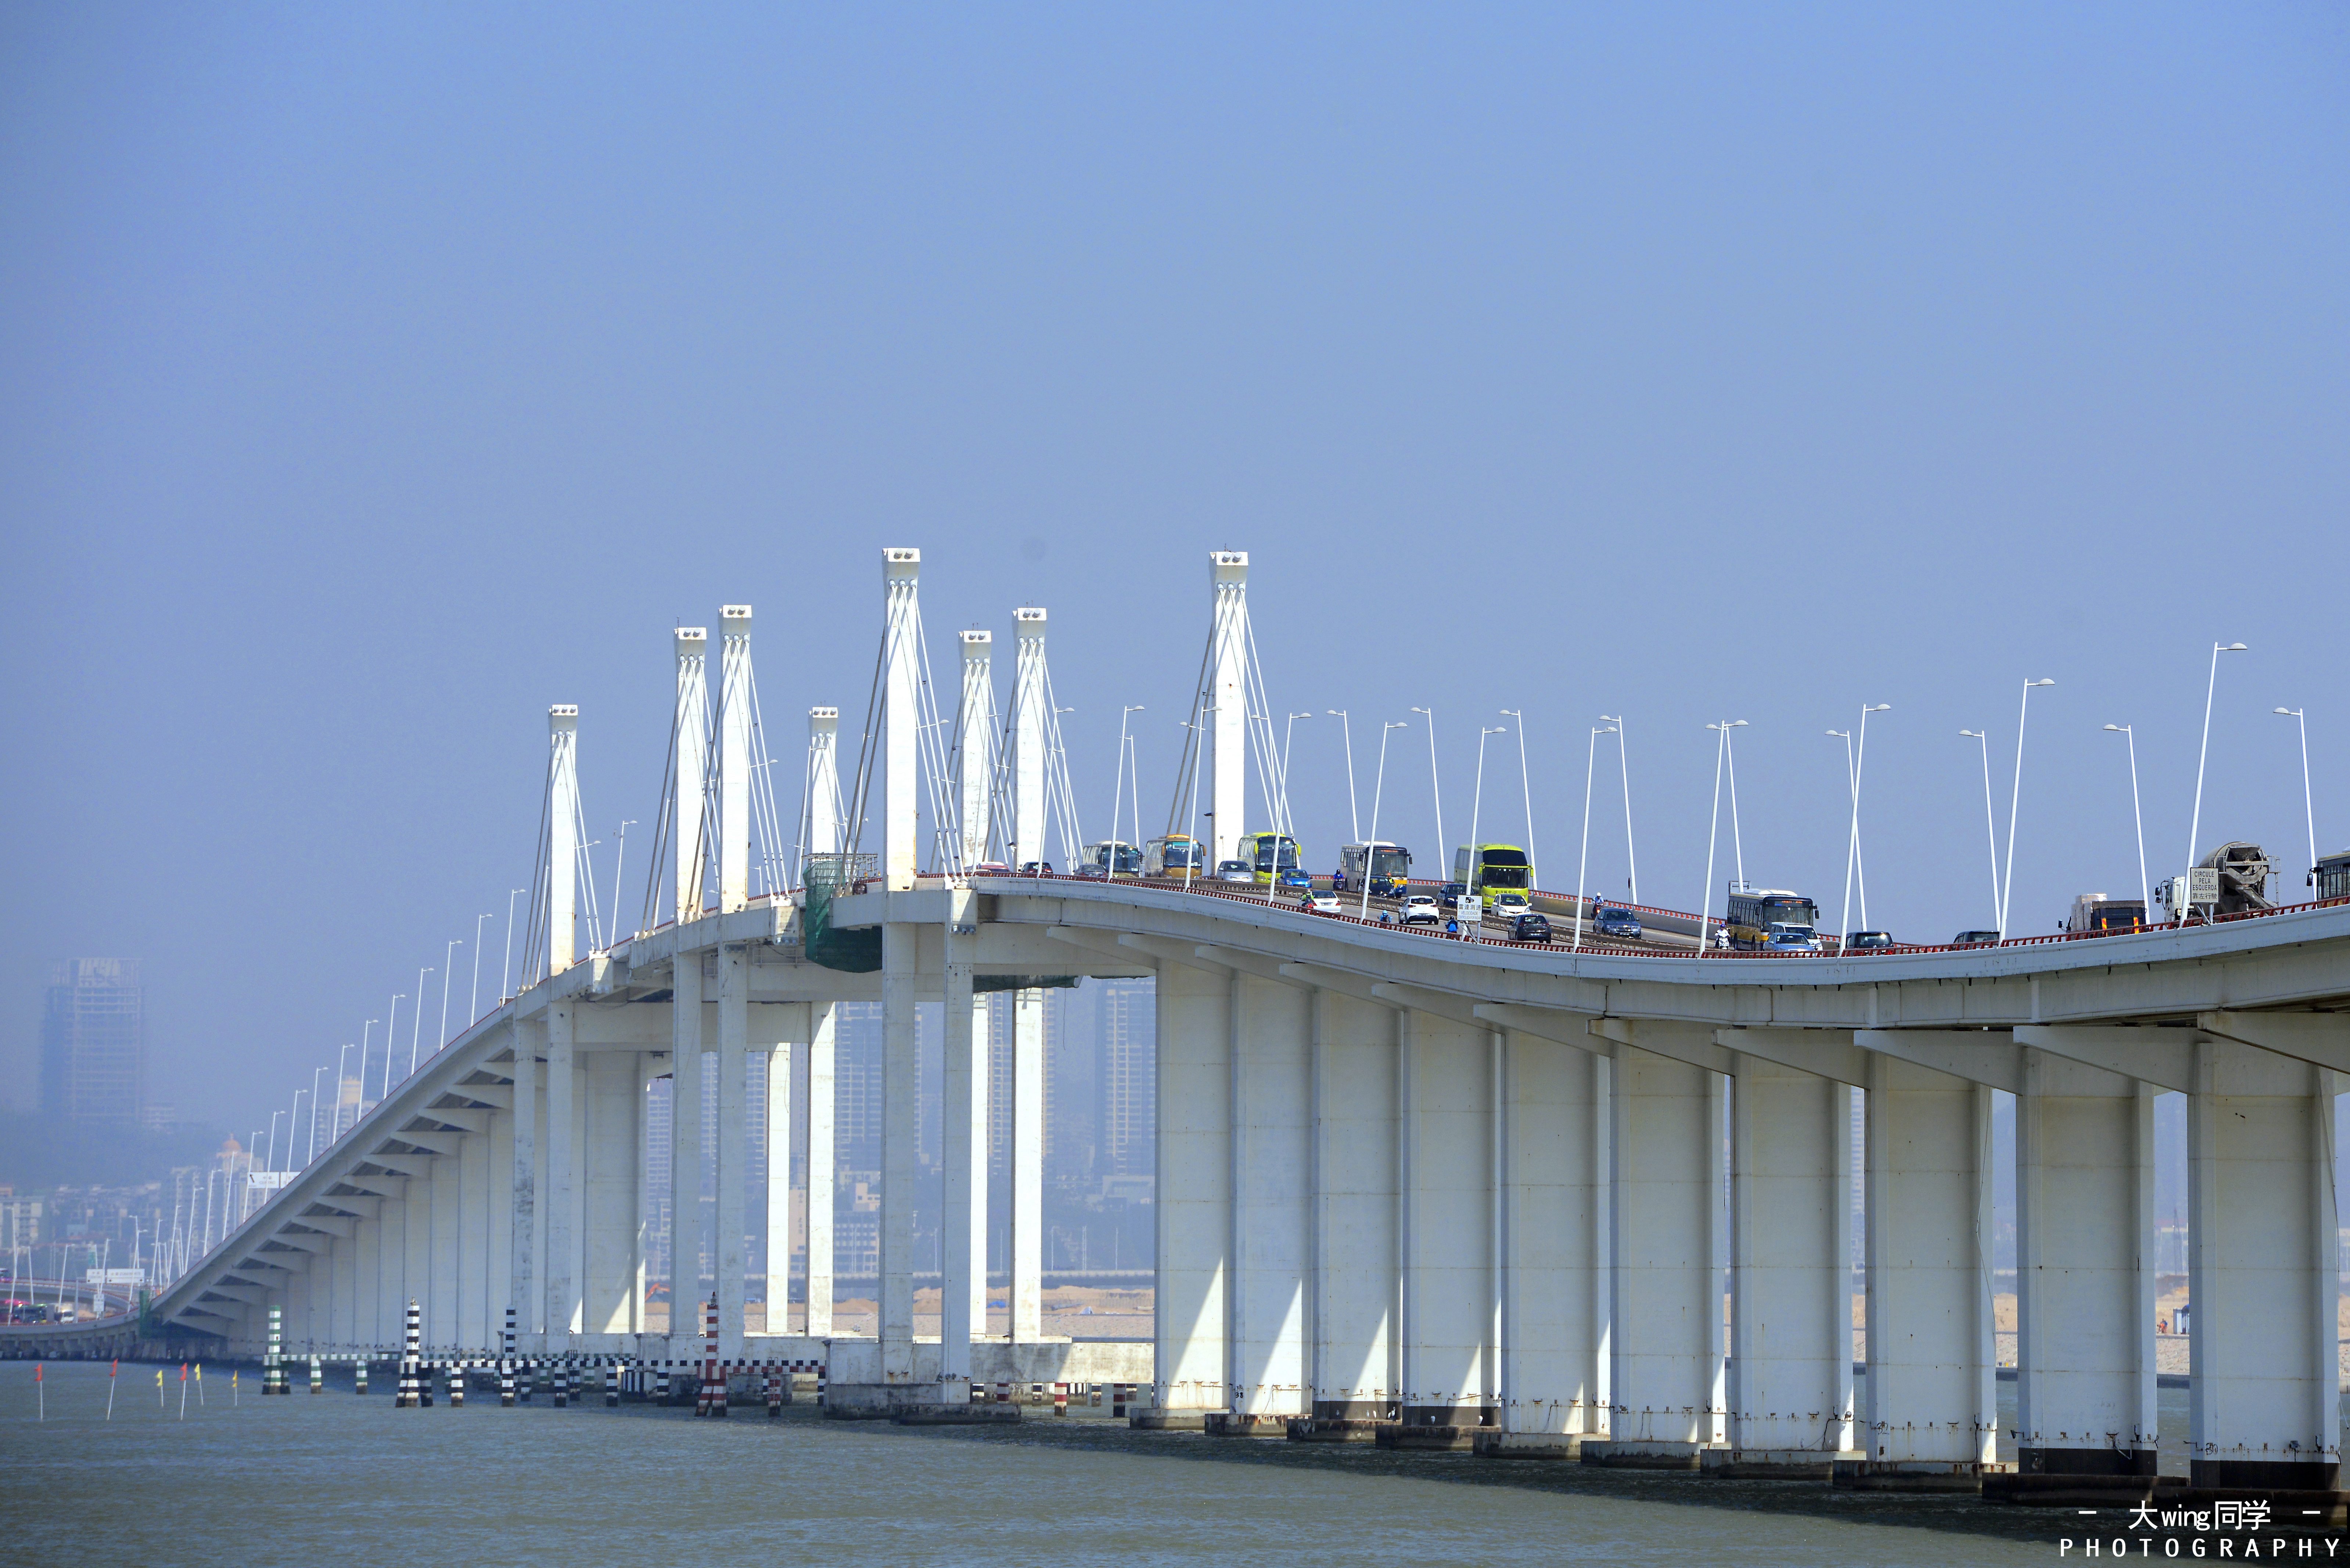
left=1216, top=859, right=1256, bottom=884
left=1400, top=894, right=1441, bottom=926
left=1490, top=892, right=1530, bottom=921
left=1308, top=891, right=1342, bottom=914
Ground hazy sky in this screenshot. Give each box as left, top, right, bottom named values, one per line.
left=3, top=4, right=2343, bottom=1126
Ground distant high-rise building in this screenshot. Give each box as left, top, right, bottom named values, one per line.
left=835, top=1002, right=884, bottom=1171
left=1098, top=979, right=1155, bottom=1178
left=41, top=959, right=145, bottom=1125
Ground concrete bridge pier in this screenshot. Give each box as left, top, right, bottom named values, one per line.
left=1398, top=1010, right=1498, bottom=1433
left=1309, top=990, right=1401, bottom=1431
left=1492, top=1029, right=1609, bottom=1449
left=1586, top=1031, right=1724, bottom=1464
left=2187, top=1033, right=2340, bottom=1490
left=2013, top=1047, right=2156, bottom=1479
left=666, top=957, right=703, bottom=1358
left=1854, top=1052, right=1998, bottom=1485
left=1226, top=972, right=1311, bottom=1429
left=1153, top=957, right=1230, bottom=1419
left=1724, top=1047, right=1857, bottom=1472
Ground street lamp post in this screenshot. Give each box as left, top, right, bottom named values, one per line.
left=2103, top=725, right=2151, bottom=916
left=2002, top=679, right=2057, bottom=937
left=1467, top=726, right=1507, bottom=929
left=1110, top=705, right=1145, bottom=868
left=1835, top=704, right=1890, bottom=947
left=608, top=822, right=636, bottom=949
left=1328, top=711, right=1359, bottom=842
left=2187, top=642, right=2248, bottom=870
left=470, top=911, right=492, bottom=1028
left=502, top=887, right=524, bottom=1002
left=1600, top=715, right=1638, bottom=905
left=1575, top=724, right=1618, bottom=949
left=1358, top=721, right=1408, bottom=920
left=1717, top=720, right=1750, bottom=887
left=333, top=1041, right=354, bottom=1140
left=1411, top=708, right=1444, bottom=875
left=2274, top=708, right=2315, bottom=883
left=308, top=1066, right=326, bottom=1165
left=439, top=939, right=462, bottom=1048
left=1696, top=722, right=1734, bottom=955
left=1959, top=731, right=1998, bottom=934
left=1282, top=712, right=1311, bottom=793
left=409, top=966, right=433, bottom=1078
left=1502, top=710, right=1537, bottom=888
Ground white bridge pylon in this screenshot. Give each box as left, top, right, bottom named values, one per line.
left=1169, top=550, right=1294, bottom=877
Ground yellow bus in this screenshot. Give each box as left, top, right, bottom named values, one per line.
left=1242, top=831, right=1304, bottom=886
left=1452, top=844, right=1531, bottom=899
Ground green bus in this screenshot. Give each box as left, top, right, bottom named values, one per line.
left=1453, top=844, right=1532, bottom=900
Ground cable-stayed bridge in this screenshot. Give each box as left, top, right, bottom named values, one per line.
left=14, top=548, right=2350, bottom=1498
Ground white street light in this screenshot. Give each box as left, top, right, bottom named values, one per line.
left=1696, top=721, right=1734, bottom=955
left=439, top=939, right=462, bottom=1049
left=1835, top=704, right=1890, bottom=948
left=1411, top=708, right=1444, bottom=873
left=502, top=887, right=524, bottom=1002
left=2187, top=643, right=2248, bottom=869
left=1358, top=721, right=1409, bottom=921
left=2274, top=708, right=2315, bottom=883
left=470, top=912, right=492, bottom=1028
left=1328, top=711, right=1359, bottom=843
left=1502, top=710, right=1537, bottom=888
left=1468, top=725, right=1508, bottom=925
left=1109, top=705, right=1145, bottom=871
left=2103, top=725, right=2151, bottom=917
left=608, top=821, right=637, bottom=949
left=2002, top=679, right=2057, bottom=937
left=1959, top=732, right=1998, bottom=934
left=1709, top=720, right=1751, bottom=887
left=308, top=1065, right=327, bottom=1165
left=1600, top=716, right=1638, bottom=905
left=265, top=1109, right=284, bottom=1176
left=1575, top=724, right=1618, bottom=949
left=409, top=966, right=434, bottom=1078
left=1282, top=711, right=1312, bottom=792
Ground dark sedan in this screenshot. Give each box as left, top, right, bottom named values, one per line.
left=1511, top=913, right=1552, bottom=943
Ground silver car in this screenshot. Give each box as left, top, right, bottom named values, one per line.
left=1217, top=859, right=1256, bottom=884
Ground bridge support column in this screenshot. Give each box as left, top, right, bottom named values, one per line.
left=2015, top=1049, right=2155, bottom=1477
left=763, top=1022, right=794, bottom=1337
left=939, top=894, right=979, bottom=1389
left=544, top=999, right=579, bottom=1340
left=585, top=1051, right=642, bottom=1339
left=464, top=1114, right=491, bottom=1350
left=1010, top=986, right=1044, bottom=1342
left=717, top=945, right=749, bottom=1358
left=2188, top=1037, right=2340, bottom=1489
left=880, top=920, right=917, bottom=1383
left=1399, top=1010, right=1496, bottom=1429
left=805, top=1003, right=836, bottom=1338
left=668, top=956, right=703, bottom=1350
left=1229, top=973, right=1310, bottom=1421
left=1726, top=1054, right=1854, bottom=1461
left=1309, top=991, right=1400, bottom=1426
left=1155, top=959, right=1231, bottom=1414
left=430, top=1139, right=461, bottom=1350
left=403, top=1165, right=431, bottom=1353
left=510, top=1018, right=540, bottom=1340
left=1596, top=1040, right=1724, bottom=1457
left=1858, top=1055, right=1997, bottom=1478
left=1499, top=1032, right=1609, bottom=1440
left=486, top=1088, right=513, bottom=1348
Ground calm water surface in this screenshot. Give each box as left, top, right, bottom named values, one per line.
left=3, top=1363, right=2113, bottom=1565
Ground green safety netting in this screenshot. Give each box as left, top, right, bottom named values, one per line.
left=803, top=854, right=882, bottom=973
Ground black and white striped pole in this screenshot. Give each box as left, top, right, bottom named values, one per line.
left=397, top=1302, right=420, bottom=1408
left=500, top=1307, right=516, bottom=1407
left=309, top=1353, right=323, bottom=1394
left=447, top=1361, right=463, bottom=1407
left=604, top=1364, right=618, bottom=1407
left=353, top=1356, right=368, bottom=1395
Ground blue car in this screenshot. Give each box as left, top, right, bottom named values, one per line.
left=1593, top=906, right=1643, bottom=941
left=1764, top=925, right=1823, bottom=953
left=1276, top=868, right=1312, bottom=891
